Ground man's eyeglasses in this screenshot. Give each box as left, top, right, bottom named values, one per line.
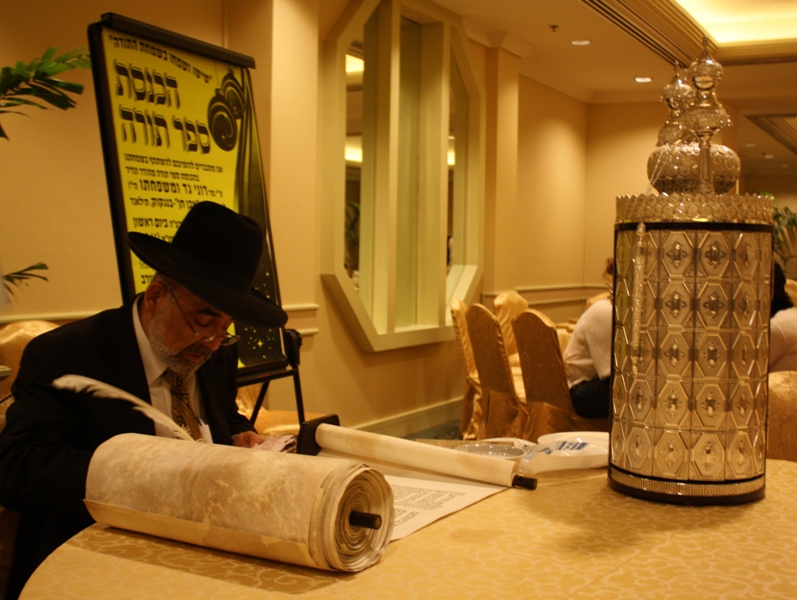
left=165, top=286, right=240, bottom=347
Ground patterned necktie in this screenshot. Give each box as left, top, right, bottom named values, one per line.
left=161, top=368, right=203, bottom=441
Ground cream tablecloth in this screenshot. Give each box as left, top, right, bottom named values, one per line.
left=22, top=460, right=797, bottom=599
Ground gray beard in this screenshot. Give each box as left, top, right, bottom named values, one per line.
left=148, top=307, right=212, bottom=377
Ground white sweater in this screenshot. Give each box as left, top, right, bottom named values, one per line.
left=563, top=298, right=613, bottom=388
left=770, top=307, right=797, bottom=372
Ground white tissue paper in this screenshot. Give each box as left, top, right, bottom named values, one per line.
left=518, top=436, right=608, bottom=475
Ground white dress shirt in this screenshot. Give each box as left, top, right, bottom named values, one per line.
left=132, top=297, right=212, bottom=442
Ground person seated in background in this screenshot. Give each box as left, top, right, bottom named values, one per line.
left=770, top=262, right=797, bottom=372
left=562, top=259, right=613, bottom=419
left=0, top=202, right=288, bottom=599
left=585, top=257, right=614, bottom=308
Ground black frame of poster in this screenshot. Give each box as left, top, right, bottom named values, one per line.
left=87, top=13, right=300, bottom=413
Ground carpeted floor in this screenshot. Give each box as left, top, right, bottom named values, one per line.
left=404, top=419, right=461, bottom=440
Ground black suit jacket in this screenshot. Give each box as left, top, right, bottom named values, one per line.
left=0, top=297, right=254, bottom=598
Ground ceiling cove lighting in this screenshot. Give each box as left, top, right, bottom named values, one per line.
left=345, top=55, right=364, bottom=74
left=674, top=0, right=797, bottom=45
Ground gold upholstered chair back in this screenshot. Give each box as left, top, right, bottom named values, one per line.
left=0, top=319, right=58, bottom=599
left=493, top=291, right=527, bottom=365
left=0, top=320, right=59, bottom=427
left=465, top=304, right=528, bottom=439
left=235, top=385, right=323, bottom=436
left=513, top=310, right=572, bottom=413
left=768, top=370, right=797, bottom=462
left=450, top=298, right=478, bottom=385
left=785, top=278, right=797, bottom=308
left=523, top=307, right=571, bottom=356
left=449, top=298, right=482, bottom=439
left=513, top=310, right=609, bottom=442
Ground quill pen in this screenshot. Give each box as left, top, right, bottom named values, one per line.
left=52, top=374, right=195, bottom=442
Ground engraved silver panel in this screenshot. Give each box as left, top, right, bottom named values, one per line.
left=610, top=223, right=771, bottom=502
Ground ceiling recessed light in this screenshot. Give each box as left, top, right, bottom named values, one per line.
left=764, top=153, right=775, bottom=159
left=784, top=164, right=790, bottom=168
left=745, top=142, right=757, bottom=148
left=571, top=40, right=591, bottom=46
left=635, top=77, right=652, bottom=83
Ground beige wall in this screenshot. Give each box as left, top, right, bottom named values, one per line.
left=482, top=48, right=520, bottom=294
left=0, top=0, right=465, bottom=432
left=8, top=0, right=774, bottom=433
left=743, top=174, right=797, bottom=208
left=585, top=101, right=664, bottom=284
left=517, top=76, right=588, bottom=289
left=0, top=0, right=227, bottom=318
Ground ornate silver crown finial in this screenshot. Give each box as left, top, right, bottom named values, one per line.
left=683, top=39, right=734, bottom=193
left=646, top=44, right=739, bottom=195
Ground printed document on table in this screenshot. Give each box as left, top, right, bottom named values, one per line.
left=319, top=449, right=505, bottom=541
left=385, top=474, right=503, bottom=540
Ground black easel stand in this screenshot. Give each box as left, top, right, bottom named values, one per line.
left=238, top=329, right=340, bottom=454
left=239, top=329, right=305, bottom=426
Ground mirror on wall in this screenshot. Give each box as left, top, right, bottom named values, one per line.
left=324, top=0, right=484, bottom=351
left=345, top=39, right=364, bottom=286
left=447, top=57, right=468, bottom=289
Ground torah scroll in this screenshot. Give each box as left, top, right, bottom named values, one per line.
left=84, top=433, right=394, bottom=572
left=314, top=424, right=523, bottom=487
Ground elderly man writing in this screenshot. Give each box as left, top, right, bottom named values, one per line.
left=0, top=202, right=287, bottom=598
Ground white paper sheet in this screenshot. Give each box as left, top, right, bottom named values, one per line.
left=386, top=475, right=503, bottom=540
left=319, top=448, right=505, bottom=541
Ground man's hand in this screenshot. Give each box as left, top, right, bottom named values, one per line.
left=232, top=431, right=266, bottom=448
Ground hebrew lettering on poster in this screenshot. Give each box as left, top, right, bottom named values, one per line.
left=90, top=13, right=286, bottom=370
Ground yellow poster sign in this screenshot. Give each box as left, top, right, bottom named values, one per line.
left=89, top=13, right=284, bottom=370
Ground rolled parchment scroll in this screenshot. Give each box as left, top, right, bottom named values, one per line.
left=84, top=433, right=394, bottom=572
left=314, top=424, right=531, bottom=488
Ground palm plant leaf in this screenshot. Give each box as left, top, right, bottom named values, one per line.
left=0, top=47, right=91, bottom=140
left=773, top=205, right=797, bottom=265
left=2, top=262, right=48, bottom=297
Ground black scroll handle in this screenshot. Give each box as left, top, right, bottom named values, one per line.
left=511, top=475, right=538, bottom=490
left=297, top=415, right=382, bottom=530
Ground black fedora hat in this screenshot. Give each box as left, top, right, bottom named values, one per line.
left=127, top=202, right=287, bottom=328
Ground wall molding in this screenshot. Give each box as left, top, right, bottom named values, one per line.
left=481, top=283, right=608, bottom=311
left=0, top=311, right=91, bottom=325
left=284, top=303, right=319, bottom=337
left=1, top=302, right=321, bottom=330
left=283, top=303, right=320, bottom=312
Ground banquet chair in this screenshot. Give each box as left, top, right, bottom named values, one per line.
left=493, top=290, right=527, bottom=367
left=527, top=307, right=571, bottom=356
left=513, top=309, right=609, bottom=442
left=767, top=370, right=797, bottom=461
left=786, top=278, right=797, bottom=308
left=449, top=298, right=483, bottom=439
left=0, top=319, right=58, bottom=599
left=0, top=320, right=59, bottom=414
left=235, top=384, right=323, bottom=436
left=465, top=304, right=528, bottom=439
